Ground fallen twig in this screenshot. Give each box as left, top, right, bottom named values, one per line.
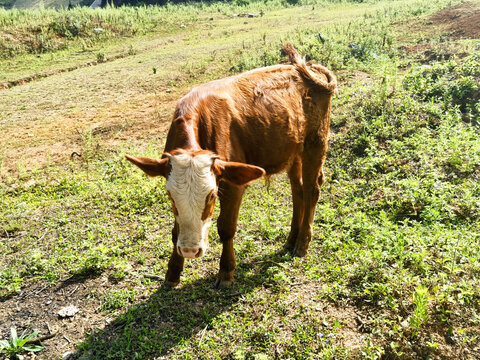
left=25, top=333, right=56, bottom=345
left=36, top=230, right=48, bottom=242
left=224, top=292, right=242, bottom=298
left=143, top=274, right=163, bottom=281
left=67, top=285, right=80, bottom=296
left=198, top=325, right=208, bottom=345
left=34, top=285, right=49, bottom=295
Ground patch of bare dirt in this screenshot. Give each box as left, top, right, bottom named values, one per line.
left=396, top=2, right=480, bottom=64
left=0, top=275, right=111, bottom=360
left=428, top=1, right=480, bottom=39
left=337, top=70, right=374, bottom=84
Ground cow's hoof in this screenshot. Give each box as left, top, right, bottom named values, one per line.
left=283, top=244, right=295, bottom=253
left=163, top=280, right=180, bottom=288
left=215, top=278, right=233, bottom=289
left=293, top=247, right=308, bottom=257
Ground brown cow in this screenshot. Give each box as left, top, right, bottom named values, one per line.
left=126, top=43, right=336, bottom=288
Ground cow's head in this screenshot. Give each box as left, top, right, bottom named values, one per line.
left=125, top=150, right=265, bottom=259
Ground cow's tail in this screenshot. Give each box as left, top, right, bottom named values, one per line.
left=283, top=42, right=337, bottom=95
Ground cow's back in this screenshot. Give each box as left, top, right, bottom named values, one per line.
left=170, top=64, right=331, bottom=175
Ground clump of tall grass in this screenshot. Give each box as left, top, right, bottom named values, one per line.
left=1, top=0, right=457, bottom=60
left=228, top=0, right=461, bottom=73
left=0, top=5, right=180, bottom=58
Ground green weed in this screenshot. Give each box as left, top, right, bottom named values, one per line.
left=409, top=285, right=431, bottom=335
left=0, top=327, right=44, bottom=360
left=101, top=289, right=135, bottom=312
left=404, top=53, right=480, bottom=124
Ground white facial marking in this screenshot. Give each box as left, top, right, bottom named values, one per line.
left=165, top=153, right=217, bottom=257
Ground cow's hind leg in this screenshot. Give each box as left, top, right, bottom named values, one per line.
left=165, top=221, right=185, bottom=287
left=285, top=158, right=304, bottom=251
left=293, top=137, right=327, bottom=257
left=216, top=182, right=245, bottom=289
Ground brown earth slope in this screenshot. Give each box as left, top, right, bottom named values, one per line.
left=429, top=1, right=480, bottom=39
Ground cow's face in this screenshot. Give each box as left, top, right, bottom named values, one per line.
left=165, top=152, right=217, bottom=258
left=125, top=150, right=265, bottom=259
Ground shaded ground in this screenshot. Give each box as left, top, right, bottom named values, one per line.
left=0, top=275, right=107, bottom=359
left=0, top=258, right=365, bottom=359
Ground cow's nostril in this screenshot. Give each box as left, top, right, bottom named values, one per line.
left=177, top=246, right=203, bottom=259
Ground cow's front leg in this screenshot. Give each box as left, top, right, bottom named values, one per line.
left=216, top=236, right=235, bottom=289
left=215, top=183, right=245, bottom=289
left=165, top=222, right=184, bottom=287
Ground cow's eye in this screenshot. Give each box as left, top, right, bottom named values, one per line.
left=208, top=191, right=216, bottom=203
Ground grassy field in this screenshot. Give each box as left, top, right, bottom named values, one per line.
left=1, top=0, right=480, bottom=359
left=0, top=0, right=91, bottom=10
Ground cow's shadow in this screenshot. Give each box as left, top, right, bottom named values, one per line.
left=72, top=248, right=291, bottom=359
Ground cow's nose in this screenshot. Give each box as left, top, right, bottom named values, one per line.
left=177, top=246, right=203, bottom=259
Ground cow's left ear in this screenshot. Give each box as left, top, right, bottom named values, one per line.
left=125, top=154, right=170, bottom=177
left=213, top=159, right=265, bottom=186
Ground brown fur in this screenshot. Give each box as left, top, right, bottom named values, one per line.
left=166, top=191, right=179, bottom=217
left=126, top=43, right=336, bottom=288
left=201, top=190, right=216, bottom=221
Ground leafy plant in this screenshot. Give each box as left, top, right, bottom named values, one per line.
left=403, top=53, right=480, bottom=123
left=101, top=289, right=135, bottom=312
left=409, top=285, right=431, bottom=334
left=96, top=51, right=105, bottom=63
left=0, top=269, right=23, bottom=298
left=0, top=327, right=44, bottom=360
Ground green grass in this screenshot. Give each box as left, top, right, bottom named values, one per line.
left=0, top=4, right=184, bottom=61
left=0, top=327, right=44, bottom=359
left=1, top=0, right=480, bottom=359
left=0, top=0, right=91, bottom=10
left=0, top=0, right=321, bottom=61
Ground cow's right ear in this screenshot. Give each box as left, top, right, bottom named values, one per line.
left=125, top=154, right=170, bottom=177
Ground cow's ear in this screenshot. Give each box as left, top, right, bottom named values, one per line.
left=213, top=159, right=265, bottom=186
left=125, top=154, right=170, bottom=177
